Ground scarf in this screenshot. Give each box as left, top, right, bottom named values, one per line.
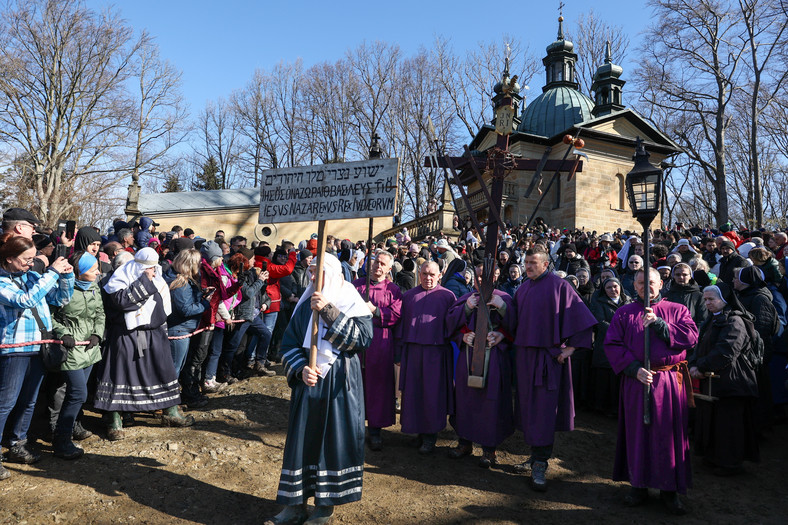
left=104, top=247, right=172, bottom=329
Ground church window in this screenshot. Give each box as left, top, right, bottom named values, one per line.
left=615, top=173, right=625, bottom=210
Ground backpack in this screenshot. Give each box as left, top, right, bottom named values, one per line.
left=738, top=313, right=765, bottom=371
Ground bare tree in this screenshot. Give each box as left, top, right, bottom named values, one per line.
left=0, top=0, right=143, bottom=225
left=271, top=59, right=307, bottom=168
left=129, top=37, right=189, bottom=188
left=634, top=0, right=746, bottom=226
left=569, top=9, right=630, bottom=97
left=197, top=97, right=240, bottom=189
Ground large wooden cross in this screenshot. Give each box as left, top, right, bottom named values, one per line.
left=425, top=120, right=584, bottom=386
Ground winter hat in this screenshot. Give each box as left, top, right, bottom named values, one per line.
left=33, top=233, right=54, bottom=251
left=720, top=240, right=736, bottom=251
left=254, top=245, right=271, bottom=258
left=565, top=243, right=577, bottom=253
left=77, top=252, right=98, bottom=276
left=75, top=226, right=102, bottom=251
left=299, top=248, right=313, bottom=261
left=170, top=237, right=194, bottom=255
left=200, top=240, right=223, bottom=263
left=738, top=242, right=755, bottom=258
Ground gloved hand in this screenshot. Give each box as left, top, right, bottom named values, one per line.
left=61, top=334, right=76, bottom=349
left=86, top=335, right=101, bottom=350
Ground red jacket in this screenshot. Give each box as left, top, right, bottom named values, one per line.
left=254, top=251, right=297, bottom=313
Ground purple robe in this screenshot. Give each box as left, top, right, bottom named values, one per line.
left=353, top=278, right=402, bottom=428
left=513, top=272, right=596, bottom=446
left=604, top=298, right=698, bottom=494
left=396, top=284, right=456, bottom=434
left=446, top=289, right=515, bottom=448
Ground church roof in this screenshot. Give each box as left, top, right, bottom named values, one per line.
left=139, top=187, right=259, bottom=214
left=518, top=86, right=595, bottom=138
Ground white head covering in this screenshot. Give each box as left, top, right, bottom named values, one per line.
left=295, top=253, right=370, bottom=376
left=104, top=247, right=172, bottom=330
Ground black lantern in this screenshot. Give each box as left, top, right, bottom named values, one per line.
left=625, top=137, right=662, bottom=226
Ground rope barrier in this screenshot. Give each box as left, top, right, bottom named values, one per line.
left=0, top=319, right=247, bottom=349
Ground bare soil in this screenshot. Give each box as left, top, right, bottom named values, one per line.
left=1, top=369, right=785, bottom=525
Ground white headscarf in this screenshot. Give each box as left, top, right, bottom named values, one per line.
left=104, top=247, right=172, bottom=330
left=295, top=252, right=369, bottom=376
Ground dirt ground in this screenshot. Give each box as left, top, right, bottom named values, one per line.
left=1, top=368, right=786, bottom=525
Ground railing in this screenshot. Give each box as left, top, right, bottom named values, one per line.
left=377, top=207, right=458, bottom=243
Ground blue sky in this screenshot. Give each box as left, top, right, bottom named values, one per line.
left=89, top=0, right=654, bottom=113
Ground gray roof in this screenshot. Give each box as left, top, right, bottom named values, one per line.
left=138, top=188, right=259, bottom=214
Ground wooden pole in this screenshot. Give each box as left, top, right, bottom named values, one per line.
left=365, top=217, right=373, bottom=301
left=309, top=220, right=328, bottom=370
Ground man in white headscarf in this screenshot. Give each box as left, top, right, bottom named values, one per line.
left=94, top=247, right=193, bottom=440
left=265, top=253, right=373, bottom=525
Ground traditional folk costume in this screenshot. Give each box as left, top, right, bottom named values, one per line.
left=274, top=254, right=373, bottom=513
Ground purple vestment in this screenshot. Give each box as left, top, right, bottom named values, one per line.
left=604, top=298, right=698, bottom=494
left=446, top=289, right=515, bottom=448
left=396, top=284, right=456, bottom=434
left=353, top=278, right=402, bottom=428
left=513, top=272, right=596, bottom=446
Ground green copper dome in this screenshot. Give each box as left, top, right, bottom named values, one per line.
left=518, top=86, right=595, bottom=138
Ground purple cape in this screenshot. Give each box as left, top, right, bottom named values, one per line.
left=396, top=285, right=456, bottom=434
left=513, top=272, right=596, bottom=446
left=446, top=289, right=515, bottom=448
left=604, top=298, right=699, bottom=493
left=353, top=278, right=402, bottom=428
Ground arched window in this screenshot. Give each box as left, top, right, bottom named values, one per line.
left=616, top=173, right=625, bottom=210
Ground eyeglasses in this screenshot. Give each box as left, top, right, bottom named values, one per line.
left=16, top=256, right=35, bottom=265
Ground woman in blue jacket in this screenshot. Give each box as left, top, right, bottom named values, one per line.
left=0, top=233, right=73, bottom=480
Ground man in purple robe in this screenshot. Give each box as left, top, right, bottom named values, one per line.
left=353, top=250, right=402, bottom=451
left=604, top=269, right=698, bottom=516
left=446, top=262, right=515, bottom=468
left=513, top=244, right=596, bottom=491
left=396, top=261, right=456, bottom=454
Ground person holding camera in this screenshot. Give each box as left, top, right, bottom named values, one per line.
left=0, top=233, right=74, bottom=479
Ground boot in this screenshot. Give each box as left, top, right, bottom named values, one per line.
left=72, top=420, right=93, bottom=441
left=304, top=505, right=334, bottom=525
left=53, top=433, right=84, bottom=460
left=105, top=411, right=124, bottom=441
left=263, top=503, right=309, bottom=525
left=530, top=460, right=548, bottom=492
left=161, top=405, right=195, bottom=427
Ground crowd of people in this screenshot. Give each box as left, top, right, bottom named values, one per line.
left=1, top=206, right=786, bottom=523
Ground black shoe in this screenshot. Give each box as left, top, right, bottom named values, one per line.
left=368, top=436, right=382, bottom=451
left=185, top=396, right=209, bottom=409
left=448, top=443, right=473, bottom=459
left=5, top=442, right=41, bottom=464
left=418, top=441, right=435, bottom=455
left=660, top=491, right=687, bottom=516
left=530, top=461, right=548, bottom=492
left=53, top=434, right=84, bottom=460
left=623, top=487, right=648, bottom=507
left=478, top=451, right=497, bottom=468
left=72, top=421, right=93, bottom=441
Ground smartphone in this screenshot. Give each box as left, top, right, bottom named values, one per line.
left=54, top=244, right=69, bottom=259
left=65, top=220, right=76, bottom=240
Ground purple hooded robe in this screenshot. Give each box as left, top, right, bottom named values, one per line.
left=396, top=284, right=456, bottom=434
left=446, top=289, right=515, bottom=448
left=513, top=271, right=596, bottom=446
left=604, top=297, right=698, bottom=494
left=353, top=278, right=402, bottom=428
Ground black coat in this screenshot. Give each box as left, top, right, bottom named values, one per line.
left=556, top=254, right=590, bottom=276
left=664, top=281, right=709, bottom=328
left=589, top=292, right=630, bottom=368
left=737, top=285, right=779, bottom=360
left=717, top=253, right=747, bottom=284
left=692, top=310, right=758, bottom=398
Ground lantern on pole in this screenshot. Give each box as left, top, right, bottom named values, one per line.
left=625, top=137, right=663, bottom=426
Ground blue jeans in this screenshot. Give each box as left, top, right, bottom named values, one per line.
left=168, top=327, right=193, bottom=376
left=55, top=365, right=93, bottom=435
left=245, top=312, right=276, bottom=363
left=0, top=354, right=45, bottom=446
left=204, top=328, right=226, bottom=380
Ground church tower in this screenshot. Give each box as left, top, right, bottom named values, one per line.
left=591, top=41, right=626, bottom=117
